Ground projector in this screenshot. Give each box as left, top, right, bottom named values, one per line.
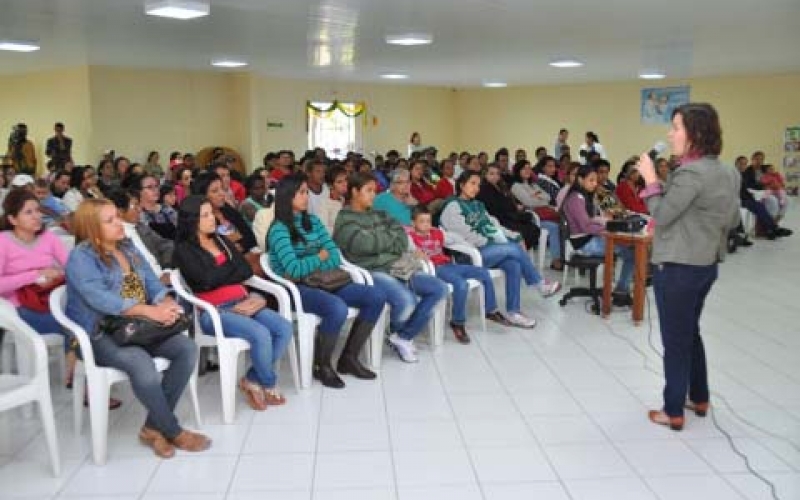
left=606, top=215, right=648, bottom=233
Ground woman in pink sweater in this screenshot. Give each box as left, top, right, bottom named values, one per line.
left=0, top=189, right=69, bottom=335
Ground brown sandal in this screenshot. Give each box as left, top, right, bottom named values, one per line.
left=139, top=427, right=175, bottom=459
left=263, top=388, right=286, bottom=406
left=239, top=377, right=267, bottom=411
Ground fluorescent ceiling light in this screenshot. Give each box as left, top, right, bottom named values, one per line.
left=483, top=82, right=507, bottom=88
left=549, top=59, right=583, bottom=68
left=639, top=71, right=666, bottom=80
left=211, top=59, right=248, bottom=68
left=145, top=0, right=210, bottom=20
left=0, top=40, right=40, bottom=52
left=385, top=33, right=433, bottom=46
left=380, top=73, right=409, bottom=80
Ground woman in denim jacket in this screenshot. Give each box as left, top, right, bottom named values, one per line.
left=66, top=198, right=210, bottom=459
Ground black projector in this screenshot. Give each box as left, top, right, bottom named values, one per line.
left=606, top=215, right=648, bottom=233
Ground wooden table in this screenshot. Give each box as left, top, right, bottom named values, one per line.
left=601, top=231, right=653, bottom=324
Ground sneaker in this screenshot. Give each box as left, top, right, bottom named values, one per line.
left=388, top=334, right=419, bottom=363
left=538, top=279, right=561, bottom=297
left=506, top=312, right=537, bottom=329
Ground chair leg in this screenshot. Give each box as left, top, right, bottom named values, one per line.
left=538, top=230, right=548, bottom=272
left=431, top=300, right=445, bottom=348
left=73, top=363, right=86, bottom=435
left=188, top=364, right=202, bottom=428
left=218, top=347, right=238, bottom=425
left=588, top=268, right=601, bottom=314
left=368, top=305, right=389, bottom=371
left=297, top=318, right=314, bottom=390
left=87, top=376, right=110, bottom=465
left=286, top=335, right=301, bottom=393
left=37, top=391, right=61, bottom=476
left=476, top=284, right=487, bottom=333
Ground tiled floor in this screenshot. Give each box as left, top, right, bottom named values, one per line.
left=1, top=208, right=799, bottom=499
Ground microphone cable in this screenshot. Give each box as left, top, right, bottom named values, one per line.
left=590, top=291, right=787, bottom=500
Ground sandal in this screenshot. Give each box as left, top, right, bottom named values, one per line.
left=239, top=377, right=267, bottom=411
left=263, top=388, right=287, bottom=406
left=84, top=395, right=123, bottom=410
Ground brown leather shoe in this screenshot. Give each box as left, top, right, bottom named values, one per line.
left=239, top=377, right=268, bottom=411
left=171, top=429, right=211, bottom=452
left=685, top=401, right=710, bottom=417
left=648, top=410, right=685, bottom=431
left=139, top=427, right=175, bottom=459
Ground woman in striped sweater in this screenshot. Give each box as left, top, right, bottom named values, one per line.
left=267, top=174, right=387, bottom=389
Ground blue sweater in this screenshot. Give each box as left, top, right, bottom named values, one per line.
left=267, top=213, right=342, bottom=279
left=373, top=192, right=412, bottom=225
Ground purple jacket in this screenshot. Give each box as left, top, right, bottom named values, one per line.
left=563, top=191, right=605, bottom=237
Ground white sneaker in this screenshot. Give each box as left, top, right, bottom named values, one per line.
left=388, top=334, right=419, bottom=363
left=506, top=312, right=537, bottom=329
left=539, top=279, right=561, bottom=297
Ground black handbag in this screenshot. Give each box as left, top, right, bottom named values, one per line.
left=295, top=269, right=352, bottom=292
left=98, top=314, right=190, bottom=347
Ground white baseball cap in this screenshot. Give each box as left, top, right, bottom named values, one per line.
left=10, top=174, right=35, bottom=187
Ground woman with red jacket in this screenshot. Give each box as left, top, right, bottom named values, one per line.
left=409, top=159, right=440, bottom=209
left=433, top=159, right=456, bottom=199
left=615, top=161, right=649, bottom=214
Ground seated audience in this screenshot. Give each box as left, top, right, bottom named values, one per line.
left=174, top=195, right=292, bottom=410
left=333, top=172, right=448, bottom=363
left=409, top=159, right=441, bottom=211
left=240, top=174, right=272, bottom=226
left=312, top=166, right=347, bottom=235
left=63, top=166, right=102, bottom=212
left=306, top=160, right=329, bottom=215
left=174, top=166, right=193, bottom=205
left=434, top=158, right=457, bottom=199
left=440, top=171, right=560, bottom=329
left=66, top=199, right=210, bottom=458
left=562, top=165, right=635, bottom=306
left=406, top=206, right=509, bottom=344
left=192, top=171, right=258, bottom=254
left=213, top=161, right=245, bottom=207
left=109, top=190, right=173, bottom=281
left=511, top=160, right=563, bottom=270
left=133, top=174, right=177, bottom=240
left=373, top=168, right=417, bottom=226
left=477, top=164, right=541, bottom=250
left=534, top=156, right=562, bottom=204
left=615, top=161, right=649, bottom=214
left=267, top=175, right=387, bottom=388
left=736, top=156, right=792, bottom=239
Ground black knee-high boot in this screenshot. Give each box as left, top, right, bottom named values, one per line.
left=336, top=319, right=377, bottom=380
left=313, top=334, right=345, bottom=388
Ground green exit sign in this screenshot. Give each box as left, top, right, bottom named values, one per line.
left=267, top=121, right=284, bottom=128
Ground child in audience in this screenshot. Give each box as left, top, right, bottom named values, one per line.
left=159, top=182, right=178, bottom=226
left=406, top=206, right=509, bottom=344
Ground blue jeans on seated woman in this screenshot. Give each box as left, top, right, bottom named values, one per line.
left=370, top=271, right=448, bottom=341
left=91, top=332, right=197, bottom=439
left=17, top=307, right=69, bottom=350
left=479, top=242, right=543, bottom=314
left=539, top=220, right=562, bottom=262
left=434, top=264, right=497, bottom=325
left=296, top=282, right=387, bottom=335
left=198, top=302, right=292, bottom=389
left=576, top=235, right=634, bottom=293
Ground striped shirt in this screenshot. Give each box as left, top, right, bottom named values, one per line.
left=267, top=213, right=342, bottom=279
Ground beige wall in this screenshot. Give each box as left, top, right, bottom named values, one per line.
left=2, top=67, right=798, bottom=177
left=0, top=67, right=92, bottom=176
left=455, top=74, right=800, bottom=170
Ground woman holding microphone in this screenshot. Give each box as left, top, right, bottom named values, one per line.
left=637, top=103, right=740, bottom=431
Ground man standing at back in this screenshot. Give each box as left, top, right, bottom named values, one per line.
left=554, top=129, right=569, bottom=159
left=45, top=122, right=73, bottom=171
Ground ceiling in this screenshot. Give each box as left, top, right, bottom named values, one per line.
left=1, top=0, right=799, bottom=86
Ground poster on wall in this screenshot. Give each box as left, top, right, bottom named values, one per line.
left=783, top=126, right=800, bottom=195
left=640, top=86, right=690, bottom=125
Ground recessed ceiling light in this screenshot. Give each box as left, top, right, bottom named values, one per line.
left=211, top=59, right=248, bottom=68
left=0, top=40, right=40, bottom=52
left=145, top=0, right=210, bottom=20
left=639, top=72, right=666, bottom=80
left=483, top=82, right=507, bottom=88
left=549, top=59, right=583, bottom=68
left=385, top=33, right=433, bottom=46
left=380, top=73, right=409, bottom=80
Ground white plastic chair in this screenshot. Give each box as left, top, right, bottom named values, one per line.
left=2, top=330, right=66, bottom=386
left=421, top=258, right=486, bottom=347
left=170, top=270, right=299, bottom=424
left=443, top=237, right=505, bottom=293
left=49, top=286, right=201, bottom=465
left=528, top=210, right=549, bottom=272
left=0, top=299, right=60, bottom=476
left=740, top=207, right=755, bottom=237
left=259, top=254, right=364, bottom=389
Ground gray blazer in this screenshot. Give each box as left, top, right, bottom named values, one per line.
left=645, top=156, right=740, bottom=266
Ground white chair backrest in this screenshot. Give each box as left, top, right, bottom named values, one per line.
left=49, top=286, right=98, bottom=370
left=169, top=270, right=227, bottom=343
left=0, top=299, right=48, bottom=380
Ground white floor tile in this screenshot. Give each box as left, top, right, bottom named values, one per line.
left=468, top=446, right=557, bottom=483
left=459, top=418, right=536, bottom=448
left=317, top=421, right=389, bottom=452
left=448, top=393, right=519, bottom=420
left=397, top=483, right=482, bottom=500
left=62, top=457, right=159, bottom=496
left=0, top=458, right=82, bottom=498
left=146, top=455, right=237, bottom=493
left=544, top=443, right=634, bottom=480
left=314, top=451, right=394, bottom=490
left=564, top=477, right=658, bottom=500
left=510, top=391, right=584, bottom=416
left=314, top=487, right=397, bottom=500
left=525, top=414, right=608, bottom=445
left=616, top=441, right=712, bottom=477
left=230, top=454, right=314, bottom=492
left=393, top=449, right=476, bottom=486
left=389, top=420, right=464, bottom=451
left=243, top=424, right=317, bottom=454
left=482, top=481, right=571, bottom=500
left=645, top=474, right=747, bottom=499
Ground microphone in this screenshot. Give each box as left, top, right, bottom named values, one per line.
left=648, top=141, right=668, bottom=160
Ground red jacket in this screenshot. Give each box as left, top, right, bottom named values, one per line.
left=434, top=177, right=455, bottom=199
left=231, top=179, right=246, bottom=204
left=405, top=227, right=451, bottom=266
left=615, top=181, right=648, bottom=214
left=411, top=180, right=439, bottom=206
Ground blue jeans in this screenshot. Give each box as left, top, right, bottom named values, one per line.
left=17, top=307, right=69, bottom=350
left=539, top=220, right=562, bottom=262
left=577, top=236, right=634, bottom=293
left=479, top=242, right=543, bottom=314
left=199, top=302, right=292, bottom=388
left=370, top=271, right=448, bottom=341
left=435, top=264, right=497, bottom=325
left=653, top=263, right=717, bottom=417
left=742, top=198, right=777, bottom=231
left=297, top=282, right=386, bottom=335
left=91, top=332, right=197, bottom=439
